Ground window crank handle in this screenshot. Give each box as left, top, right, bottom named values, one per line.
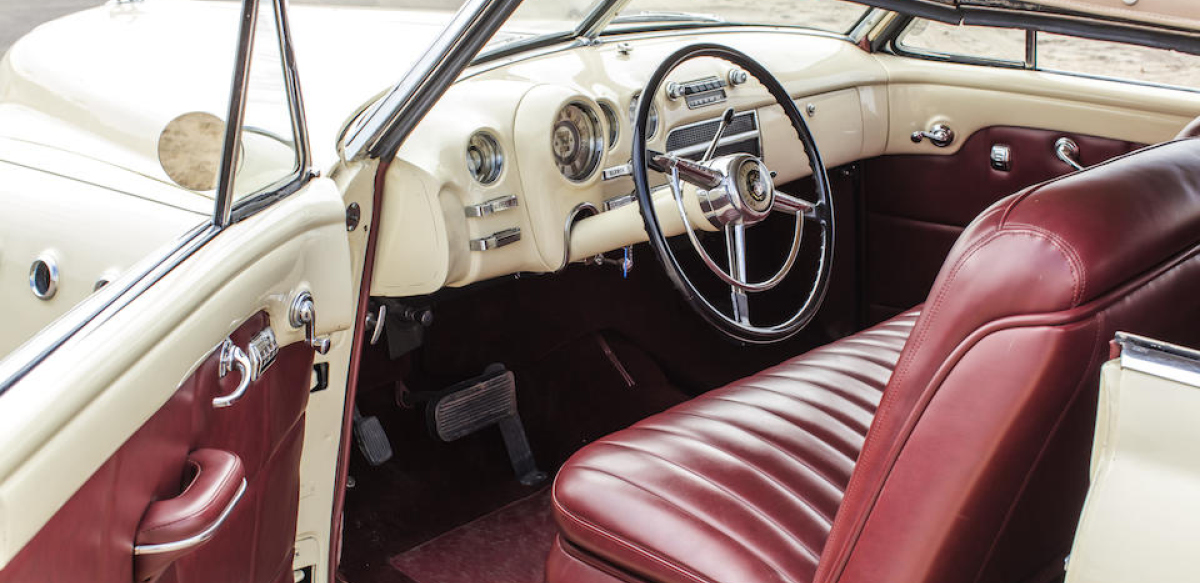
left=911, top=123, right=955, bottom=147
left=289, top=291, right=332, bottom=354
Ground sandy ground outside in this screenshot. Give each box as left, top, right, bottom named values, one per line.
left=2, top=0, right=1198, bottom=89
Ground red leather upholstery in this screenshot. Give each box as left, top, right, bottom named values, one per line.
left=551, top=139, right=1200, bottom=583
left=552, top=310, right=920, bottom=583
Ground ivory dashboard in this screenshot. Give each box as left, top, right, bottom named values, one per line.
left=369, top=29, right=889, bottom=298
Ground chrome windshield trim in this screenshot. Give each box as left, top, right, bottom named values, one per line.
left=341, top=0, right=525, bottom=162
left=1116, top=332, right=1200, bottom=389
left=576, top=0, right=635, bottom=41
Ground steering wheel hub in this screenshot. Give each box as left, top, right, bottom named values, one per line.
left=696, top=154, right=775, bottom=227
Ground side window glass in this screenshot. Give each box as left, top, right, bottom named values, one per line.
left=1037, top=33, right=1200, bottom=90
left=896, top=19, right=1025, bottom=65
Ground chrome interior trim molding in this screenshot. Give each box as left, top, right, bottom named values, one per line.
left=1116, top=332, right=1200, bottom=388
left=132, top=479, right=248, bottom=556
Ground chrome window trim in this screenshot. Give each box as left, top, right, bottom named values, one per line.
left=218, top=0, right=315, bottom=226
left=1116, top=332, right=1200, bottom=389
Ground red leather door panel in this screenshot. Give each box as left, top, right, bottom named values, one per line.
left=0, top=313, right=313, bottom=583
left=863, top=126, right=1143, bottom=322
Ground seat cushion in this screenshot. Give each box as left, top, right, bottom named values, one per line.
left=550, top=309, right=920, bottom=583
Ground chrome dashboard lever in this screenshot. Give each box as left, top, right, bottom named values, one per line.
left=701, top=108, right=736, bottom=162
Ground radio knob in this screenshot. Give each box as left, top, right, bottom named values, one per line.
left=666, top=82, right=685, bottom=100
left=728, top=69, right=749, bottom=86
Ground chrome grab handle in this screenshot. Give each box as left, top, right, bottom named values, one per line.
left=214, top=340, right=252, bottom=408
left=911, top=123, right=955, bottom=148
left=132, top=479, right=247, bottom=555
left=1055, top=137, right=1085, bottom=171
left=290, top=291, right=332, bottom=354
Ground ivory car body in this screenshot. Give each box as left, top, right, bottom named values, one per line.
left=0, top=1, right=1199, bottom=583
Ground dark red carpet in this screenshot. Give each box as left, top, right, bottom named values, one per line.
left=389, top=490, right=556, bottom=583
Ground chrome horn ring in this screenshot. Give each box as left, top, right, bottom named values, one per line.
left=631, top=44, right=834, bottom=344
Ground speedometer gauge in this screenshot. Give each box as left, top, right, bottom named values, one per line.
left=629, top=92, right=659, bottom=140
left=552, top=102, right=604, bottom=182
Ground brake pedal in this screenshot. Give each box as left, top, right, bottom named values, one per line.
left=427, top=364, right=547, bottom=486
left=353, top=406, right=394, bottom=466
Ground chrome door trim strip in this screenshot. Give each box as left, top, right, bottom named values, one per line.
left=1116, top=332, right=1200, bottom=389
left=132, top=479, right=248, bottom=556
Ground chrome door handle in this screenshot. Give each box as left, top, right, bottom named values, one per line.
left=1055, top=137, right=1085, bottom=171
left=911, top=123, right=955, bottom=148
left=212, top=328, right=277, bottom=408
left=214, top=339, right=252, bottom=408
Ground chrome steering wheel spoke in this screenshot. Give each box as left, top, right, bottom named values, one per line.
left=725, top=224, right=751, bottom=324
left=773, top=192, right=817, bottom=219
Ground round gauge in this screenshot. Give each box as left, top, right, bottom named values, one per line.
left=598, top=101, right=620, bottom=150
left=628, top=92, right=659, bottom=140
left=551, top=102, right=604, bottom=182
left=466, top=131, right=503, bottom=184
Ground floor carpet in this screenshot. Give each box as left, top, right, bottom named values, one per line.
left=389, top=490, right=557, bottom=583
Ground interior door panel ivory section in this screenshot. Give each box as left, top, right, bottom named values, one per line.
left=0, top=178, right=353, bottom=578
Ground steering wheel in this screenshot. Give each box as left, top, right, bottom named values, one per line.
left=632, top=44, right=835, bottom=344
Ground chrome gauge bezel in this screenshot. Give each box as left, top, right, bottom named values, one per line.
left=598, top=101, right=620, bottom=150
left=629, top=91, right=659, bottom=140
left=466, top=131, right=504, bottom=185
left=551, top=101, right=605, bottom=183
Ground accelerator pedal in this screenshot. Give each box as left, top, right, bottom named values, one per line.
left=427, top=363, right=547, bottom=486
left=352, top=406, right=394, bottom=466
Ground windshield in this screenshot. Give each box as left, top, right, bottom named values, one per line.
left=291, top=0, right=870, bottom=54
left=611, top=0, right=871, bottom=35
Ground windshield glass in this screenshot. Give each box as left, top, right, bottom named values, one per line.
left=291, top=0, right=870, bottom=53
left=611, top=0, right=871, bottom=34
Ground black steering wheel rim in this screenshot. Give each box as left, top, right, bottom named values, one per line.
left=631, top=43, right=835, bottom=344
